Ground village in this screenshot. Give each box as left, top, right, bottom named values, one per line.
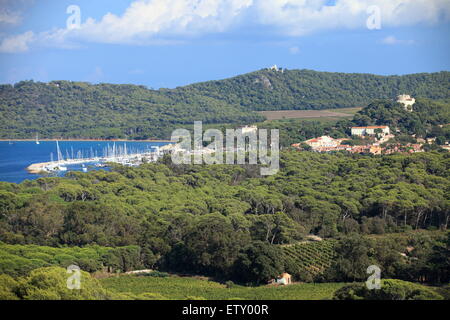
left=292, top=95, right=449, bottom=155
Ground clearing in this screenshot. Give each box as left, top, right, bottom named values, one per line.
left=259, top=107, right=362, bottom=121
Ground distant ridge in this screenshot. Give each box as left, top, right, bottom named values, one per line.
left=181, top=69, right=450, bottom=110
left=0, top=69, right=449, bottom=139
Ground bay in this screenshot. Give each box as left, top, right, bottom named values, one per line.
left=0, top=140, right=170, bottom=183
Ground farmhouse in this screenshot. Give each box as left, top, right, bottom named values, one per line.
left=271, top=272, right=292, bottom=285
left=351, top=126, right=390, bottom=137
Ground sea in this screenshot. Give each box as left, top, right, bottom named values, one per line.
left=0, top=140, right=171, bottom=184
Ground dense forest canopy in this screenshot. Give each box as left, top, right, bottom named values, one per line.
left=0, top=69, right=448, bottom=139
left=0, top=151, right=448, bottom=284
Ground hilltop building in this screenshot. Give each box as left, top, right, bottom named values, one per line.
left=397, top=94, right=415, bottom=112
left=351, top=126, right=390, bottom=137
left=267, top=65, right=284, bottom=73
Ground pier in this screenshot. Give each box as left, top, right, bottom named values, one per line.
left=26, top=141, right=177, bottom=174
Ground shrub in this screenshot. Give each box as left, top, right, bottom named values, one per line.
left=333, top=279, right=443, bottom=300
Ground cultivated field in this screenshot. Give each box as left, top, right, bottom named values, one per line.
left=259, top=107, right=362, bottom=121
left=100, top=275, right=346, bottom=300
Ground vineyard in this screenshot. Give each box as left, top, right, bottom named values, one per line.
left=281, top=240, right=337, bottom=280
left=100, top=275, right=346, bottom=300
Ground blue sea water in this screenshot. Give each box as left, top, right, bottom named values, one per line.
left=0, top=140, right=170, bottom=184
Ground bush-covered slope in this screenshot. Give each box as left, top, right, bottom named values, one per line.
left=182, top=69, right=450, bottom=110
left=0, top=69, right=448, bottom=139
left=0, top=81, right=263, bottom=139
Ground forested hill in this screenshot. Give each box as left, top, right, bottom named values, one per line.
left=0, top=81, right=263, bottom=140
left=0, top=69, right=449, bottom=139
left=181, top=69, right=450, bottom=110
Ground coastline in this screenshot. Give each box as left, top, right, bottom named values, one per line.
left=0, top=138, right=173, bottom=142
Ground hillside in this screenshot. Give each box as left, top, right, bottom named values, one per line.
left=182, top=69, right=450, bottom=111
left=0, top=69, right=449, bottom=139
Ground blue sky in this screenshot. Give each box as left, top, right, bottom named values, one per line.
left=0, top=0, right=449, bottom=88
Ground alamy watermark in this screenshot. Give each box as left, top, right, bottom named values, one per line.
left=366, top=5, right=381, bottom=30
left=170, top=121, right=279, bottom=176
left=66, top=264, right=81, bottom=290
left=66, top=5, right=81, bottom=30
left=366, top=265, right=381, bottom=290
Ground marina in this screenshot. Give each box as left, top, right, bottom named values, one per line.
left=26, top=140, right=171, bottom=174
left=0, top=140, right=173, bottom=183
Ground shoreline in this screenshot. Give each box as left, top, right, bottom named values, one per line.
left=0, top=139, right=173, bottom=142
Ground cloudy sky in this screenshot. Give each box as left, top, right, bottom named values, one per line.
left=0, top=0, right=449, bottom=88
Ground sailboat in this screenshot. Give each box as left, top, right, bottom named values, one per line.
left=35, top=133, right=40, bottom=145
left=55, top=141, right=67, bottom=171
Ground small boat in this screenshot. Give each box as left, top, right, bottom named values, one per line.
left=82, top=164, right=87, bottom=172
left=35, top=133, right=40, bottom=145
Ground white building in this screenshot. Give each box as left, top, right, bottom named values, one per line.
left=267, top=65, right=284, bottom=73
left=351, top=126, right=390, bottom=137
left=238, top=125, right=258, bottom=135
left=397, top=94, right=415, bottom=112
left=304, top=136, right=340, bottom=148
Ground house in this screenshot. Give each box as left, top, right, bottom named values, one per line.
left=416, top=138, right=426, bottom=144
left=351, top=126, right=390, bottom=137
left=292, top=136, right=351, bottom=152
left=272, top=273, right=292, bottom=285
left=303, top=136, right=340, bottom=149
left=397, top=94, right=415, bottom=112
left=369, top=145, right=382, bottom=155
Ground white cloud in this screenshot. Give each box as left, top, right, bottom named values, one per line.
left=129, top=68, right=145, bottom=75
left=0, top=10, right=21, bottom=24
left=381, top=35, right=415, bottom=45
left=1, top=0, right=450, bottom=51
left=0, top=31, right=34, bottom=53
left=85, top=66, right=104, bottom=83
left=73, top=0, right=253, bottom=44
left=251, top=0, right=450, bottom=36
left=0, top=0, right=35, bottom=25
left=289, top=46, right=300, bottom=54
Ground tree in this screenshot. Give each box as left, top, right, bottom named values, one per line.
left=232, top=241, right=285, bottom=285
left=171, top=213, right=250, bottom=277
left=15, top=266, right=114, bottom=300
left=326, top=234, right=374, bottom=282
left=333, top=279, right=443, bottom=300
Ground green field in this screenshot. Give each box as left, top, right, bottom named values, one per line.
left=100, top=275, right=346, bottom=300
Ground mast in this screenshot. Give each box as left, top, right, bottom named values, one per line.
left=56, top=141, right=62, bottom=163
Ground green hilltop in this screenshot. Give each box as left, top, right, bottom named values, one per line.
left=0, top=69, right=449, bottom=139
